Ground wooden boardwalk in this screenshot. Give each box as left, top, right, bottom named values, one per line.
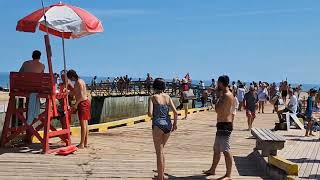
left=0, top=105, right=318, bottom=179
left=277, top=129, right=320, bottom=179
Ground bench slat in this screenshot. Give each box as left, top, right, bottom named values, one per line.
left=261, top=128, right=282, bottom=141
left=252, top=128, right=272, bottom=141
left=251, top=128, right=285, bottom=142
left=257, top=128, right=274, bottom=141
left=251, top=128, right=265, bottom=140
left=264, top=129, right=285, bottom=141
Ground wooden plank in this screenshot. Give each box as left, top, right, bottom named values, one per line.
left=260, top=129, right=281, bottom=141
left=251, top=128, right=270, bottom=141
left=263, top=129, right=285, bottom=142
left=289, top=114, right=304, bottom=130
left=268, top=156, right=298, bottom=176
left=298, top=139, right=317, bottom=178
left=303, top=139, right=320, bottom=178
left=256, top=128, right=273, bottom=141
left=3, top=104, right=318, bottom=179
left=268, top=156, right=298, bottom=175
left=313, top=139, right=320, bottom=180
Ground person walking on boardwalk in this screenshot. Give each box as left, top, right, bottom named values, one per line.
left=67, top=70, right=91, bottom=149
left=305, top=88, right=317, bottom=137
left=203, top=75, right=234, bottom=180
left=181, top=78, right=191, bottom=120
left=280, top=81, right=289, bottom=104
left=148, top=78, right=178, bottom=180
left=236, top=83, right=245, bottom=111
left=258, top=83, right=268, bottom=113
left=244, top=85, right=259, bottom=130
left=231, top=89, right=239, bottom=123
left=146, top=73, right=154, bottom=95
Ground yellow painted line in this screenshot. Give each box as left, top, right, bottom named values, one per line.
left=32, top=107, right=209, bottom=142
left=268, top=156, right=298, bottom=176
left=286, top=175, right=298, bottom=180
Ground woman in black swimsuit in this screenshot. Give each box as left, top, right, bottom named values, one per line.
left=148, top=78, right=178, bottom=180
left=280, top=81, right=288, bottom=103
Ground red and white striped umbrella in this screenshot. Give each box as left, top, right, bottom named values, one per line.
left=16, top=2, right=104, bottom=39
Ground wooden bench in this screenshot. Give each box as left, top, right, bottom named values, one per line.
left=282, top=112, right=305, bottom=130
left=251, top=128, right=286, bottom=156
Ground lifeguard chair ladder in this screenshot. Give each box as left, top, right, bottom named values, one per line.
left=0, top=72, right=71, bottom=153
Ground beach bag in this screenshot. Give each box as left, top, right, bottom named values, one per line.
left=183, top=89, right=195, bottom=100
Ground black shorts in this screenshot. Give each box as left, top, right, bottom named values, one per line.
left=282, top=90, right=288, bottom=98
left=182, top=99, right=189, bottom=103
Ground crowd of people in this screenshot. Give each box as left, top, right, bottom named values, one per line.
left=16, top=50, right=320, bottom=180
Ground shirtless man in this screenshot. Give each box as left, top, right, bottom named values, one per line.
left=204, top=75, right=234, bottom=180
left=67, top=70, right=91, bottom=149
left=19, top=50, right=45, bottom=73
left=280, top=81, right=289, bottom=104
left=19, top=50, right=45, bottom=143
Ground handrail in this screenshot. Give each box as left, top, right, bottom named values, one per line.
left=88, top=81, right=208, bottom=98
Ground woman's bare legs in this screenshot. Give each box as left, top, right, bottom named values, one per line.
left=162, top=132, right=170, bottom=177
left=258, top=101, right=262, bottom=113
left=183, top=103, right=188, bottom=119
left=238, top=101, right=243, bottom=111
left=153, top=126, right=170, bottom=180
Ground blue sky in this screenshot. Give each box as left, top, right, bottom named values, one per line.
left=0, top=0, right=319, bottom=84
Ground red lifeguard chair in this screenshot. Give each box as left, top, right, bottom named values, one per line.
left=0, top=36, right=71, bottom=154
left=1, top=2, right=103, bottom=153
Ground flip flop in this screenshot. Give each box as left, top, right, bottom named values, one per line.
left=202, top=170, right=215, bottom=176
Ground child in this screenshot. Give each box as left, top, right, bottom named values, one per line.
left=231, top=94, right=239, bottom=122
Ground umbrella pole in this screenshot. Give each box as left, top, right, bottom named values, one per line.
left=62, top=32, right=70, bottom=108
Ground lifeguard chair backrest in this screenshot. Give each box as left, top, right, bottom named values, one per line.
left=10, top=72, right=54, bottom=95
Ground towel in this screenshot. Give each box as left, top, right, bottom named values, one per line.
left=27, top=93, right=40, bottom=125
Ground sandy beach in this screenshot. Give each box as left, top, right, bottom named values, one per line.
left=0, top=92, right=9, bottom=102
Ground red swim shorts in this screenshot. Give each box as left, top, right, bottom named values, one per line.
left=246, top=110, right=256, bottom=119
left=77, top=99, right=91, bottom=121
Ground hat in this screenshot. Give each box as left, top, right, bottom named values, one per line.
left=310, top=88, right=317, bottom=93
left=249, top=85, right=255, bottom=91
left=182, top=78, right=188, bottom=83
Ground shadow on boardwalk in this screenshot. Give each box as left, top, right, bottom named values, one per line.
left=0, top=144, right=42, bottom=155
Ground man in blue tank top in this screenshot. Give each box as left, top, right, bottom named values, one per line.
left=305, top=89, right=317, bottom=137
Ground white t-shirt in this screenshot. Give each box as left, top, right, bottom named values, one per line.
left=258, top=88, right=268, bottom=101
left=237, top=88, right=245, bottom=102
left=288, top=95, right=298, bottom=113
left=230, top=97, right=240, bottom=115
left=201, top=82, right=205, bottom=89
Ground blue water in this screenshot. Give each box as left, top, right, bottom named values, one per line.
left=0, top=73, right=9, bottom=89
left=0, top=72, right=318, bottom=91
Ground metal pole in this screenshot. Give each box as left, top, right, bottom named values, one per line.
left=62, top=32, right=67, bottom=82
left=40, top=0, right=54, bottom=83
left=62, top=32, right=69, bottom=107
